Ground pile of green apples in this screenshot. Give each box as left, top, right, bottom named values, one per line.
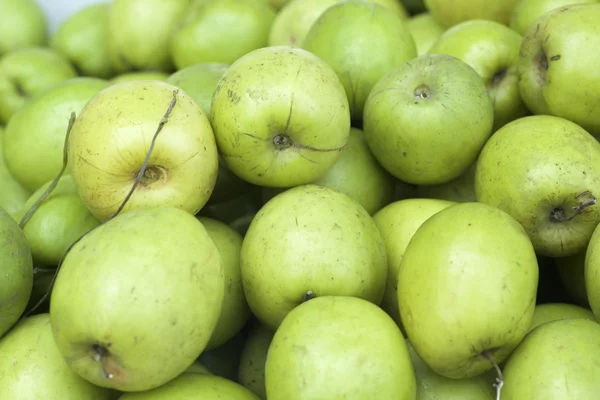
left=1, top=0, right=600, bottom=399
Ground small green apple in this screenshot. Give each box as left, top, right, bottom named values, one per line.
left=50, top=3, right=115, bottom=79
left=416, top=160, right=477, bottom=203
left=398, top=202, right=539, bottom=379
left=424, top=0, right=519, bottom=28
left=555, top=250, right=589, bottom=307
left=0, top=207, right=33, bottom=337
left=265, top=296, right=416, bottom=400
left=68, top=80, right=219, bottom=222
left=509, top=0, right=599, bottom=36
left=475, top=115, right=600, bottom=257
left=0, top=314, right=114, bottom=399
left=302, top=1, right=417, bottom=121
left=0, top=126, right=29, bottom=218
left=3, top=77, right=110, bottom=192
left=406, top=12, right=445, bottom=56
left=517, top=3, right=600, bottom=136
left=502, top=319, right=600, bottom=398
left=50, top=207, right=225, bottom=392
left=240, top=184, right=388, bottom=330
left=373, top=198, right=455, bottom=328
left=210, top=46, right=350, bottom=188
left=363, top=53, right=494, bottom=185
left=428, top=19, right=528, bottom=131
left=238, top=324, right=274, bottom=400
left=170, top=0, right=276, bottom=69
left=110, top=72, right=169, bottom=84
left=0, top=47, right=77, bottom=124
left=0, top=0, right=47, bottom=56
left=529, top=303, right=596, bottom=332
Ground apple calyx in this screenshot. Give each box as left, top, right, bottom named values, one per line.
left=480, top=349, right=503, bottom=400
left=414, top=84, right=432, bottom=100
left=92, top=343, right=116, bottom=380
left=550, top=191, right=597, bottom=223
left=489, top=68, right=508, bottom=89
left=302, top=290, right=315, bottom=303
left=138, top=165, right=167, bottom=186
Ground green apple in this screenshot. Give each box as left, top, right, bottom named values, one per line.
left=110, top=72, right=169, bottom=84
left=16, top=175, right=100, bottom=267
left=0, top=0, right=47, bottom=56
left=502, top=319, right=600, bottom=398
left=166, top=62, right=229, bottom=116
left=0, top=47, right=77, bottom=124
left=556, top=250, right=589, bottom=307
left=373, top=198, right=455, bottom=328
left=398, top=202, right=539, bottom=379
left=240, top=184, right=388, bottom=330
left=265, top=296, right=416, bottom=400
left=3, top=77, right=110, bottom=192
left=363, top=53, right=494, bottom=185
left=530, top=303, right=596, bottom=332
left=406, top=12, right=445, bottom=56
left=50, top=207, right=225, bottom=392
left=210, top=46, right=350, bottom=188
left=238, top=324, right=274, bottom=400
left=416, top=160, right=477, bottom=203
left=0, top=314, right=114, bottom=399
left=198, top=330, right=248, bottom=381
left=170, top=0, right=276, bottom=70
left=0, top=207, right=33, bottom=337
left=0, top=126, right=29, bottom=218
left=584, top=222, right=600, bottom=320
left=424, top=0, right=519, bottom=28
left=199, top=217, right=251, bottom=350
left=475, top=115, right=600, bottom=257
left=302, top=1, right=417, bottom=121
left=428, top=20, right=528, bottom=131
left=509, top=0, right=599, bottom=36
left=119, top=373, right=259, bottom=400
left=107, top=0, right=189, bottom=73
left=269, top=0, right=409, bottom=47
left=68, top=80, right=219, bottom=222
left=517, top=3, right=600, bottom=136
left=407, top=340, right=496, bottom=400
left=50, top=3, right=115, bottom=79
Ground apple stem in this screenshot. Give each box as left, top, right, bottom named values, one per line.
left=481, top=350, right=503, bottom=400
left=550, top=191, right=596, bottom=222
left=272, top=134, right=347, bottom=153
left=302, top=290, right=315, bottom=303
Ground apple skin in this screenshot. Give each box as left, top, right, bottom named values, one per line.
left=49, top=207, right=225, bottom=392
left=0, top=47, right=77, bottom=124
left=238, top=324, right=274, bottom=400
left=406, top=12, right=445, bottom=56
left=529, top=303, right=596, bottom=333
left=0, top=314, right=115, bottom=399
left=68, top=80, right=219, bottom=222
left=475, top=115, right=600, bottom=257
left=517, top=3, right=600, bottom=136
left=240, top=184, right=388, bottom=331
left=0, top=0, right=47, bottom=56
left=428, top=19, right=528, bottom=131
left=302, top=0, right=417, bottom=121
left=584, top=222, right=600, bottom=321
left=210, top=46, right=350, bottom=188
left=50, top=3, right=115, bottom=79
left=110, top=71, right=169, bottom=85
left=555, top=250, right=589, bottom=307
left=416, top=160, right=477, bottom=203
left=170, top=0, right=276, bottom=70
left=398, top=202, right=539, bottom=379
left=0, top=125, right=29, bottom=218
left=509, top=0, right=599, bottom=36
left=3, top=77, right=110, bottom=192
left=363, top=53, right=494, bottom=185
left=502, top=319, right=600, bottom=398
left=0, top=207, right=33, bottom=337
left=265, top=296, right=417, bottom=400
left=424, top=0, right=519, bottom=28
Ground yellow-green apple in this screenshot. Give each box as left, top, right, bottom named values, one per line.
left=363, top=53, right=494, bottom=185
left=585, top=222, right=600, bottom=320
left=302, top=1, right=417, bottom=121
left=556, top=250, right=589, bottom=307
left=373, top=198, right=455, bottom=329
left=170, top=0, right=276, bottom=69
left=398, top=202, right=539, bottom=378
left=107, top=0, right=189, bottom=73
left=238, top=324, right=274, bottom=400
left=0, top=47, right=77, bottom=124
left=0, top=314, right=114, bottom=399
left=67, top=80, right=219, bottom=222
left=50, top=3, right=115, bottom=79
left=265, top=296, right=416, bottom=400
left=210, top=46, right=350, bottom=188
left=240, top=184, right=387, bottom=330
left=3, top=77, right=110, bottom=192
left=406, top=12, right=445, bottom=56
left=424, top=0, right=519, bottom=28
left=475, top=115, right=600, bottom=257
left=509, top=0, right=599, bottom=35
left=0, top=126, right=29, bottom=218
left=0, top=207, right=33, bottom=337
left=0, top=0, right=47, bottom=56
left=518, top=3, right=600, bottom=136
left=110, top=71, right=169, bottom=85
left=417, top=160, right=477, bottom=203
left=49, top=207, right=225, bottom=392
left=529, top=303, right=596, bottom=332
left=428, top=20, right=528, bottom=131
left=502, top=319, right=600, bottom=398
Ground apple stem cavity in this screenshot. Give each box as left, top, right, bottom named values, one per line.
left=302, top=290, right=315, bottom=303
left=550, top=191, right=597, bottom=223
left=414, top=84, right=432, bottom=100
left=92, top=344, right=114, bottom=379
left=490, top=69, right=507, bottom=89
left=481, top=350, right=503, bottom=400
